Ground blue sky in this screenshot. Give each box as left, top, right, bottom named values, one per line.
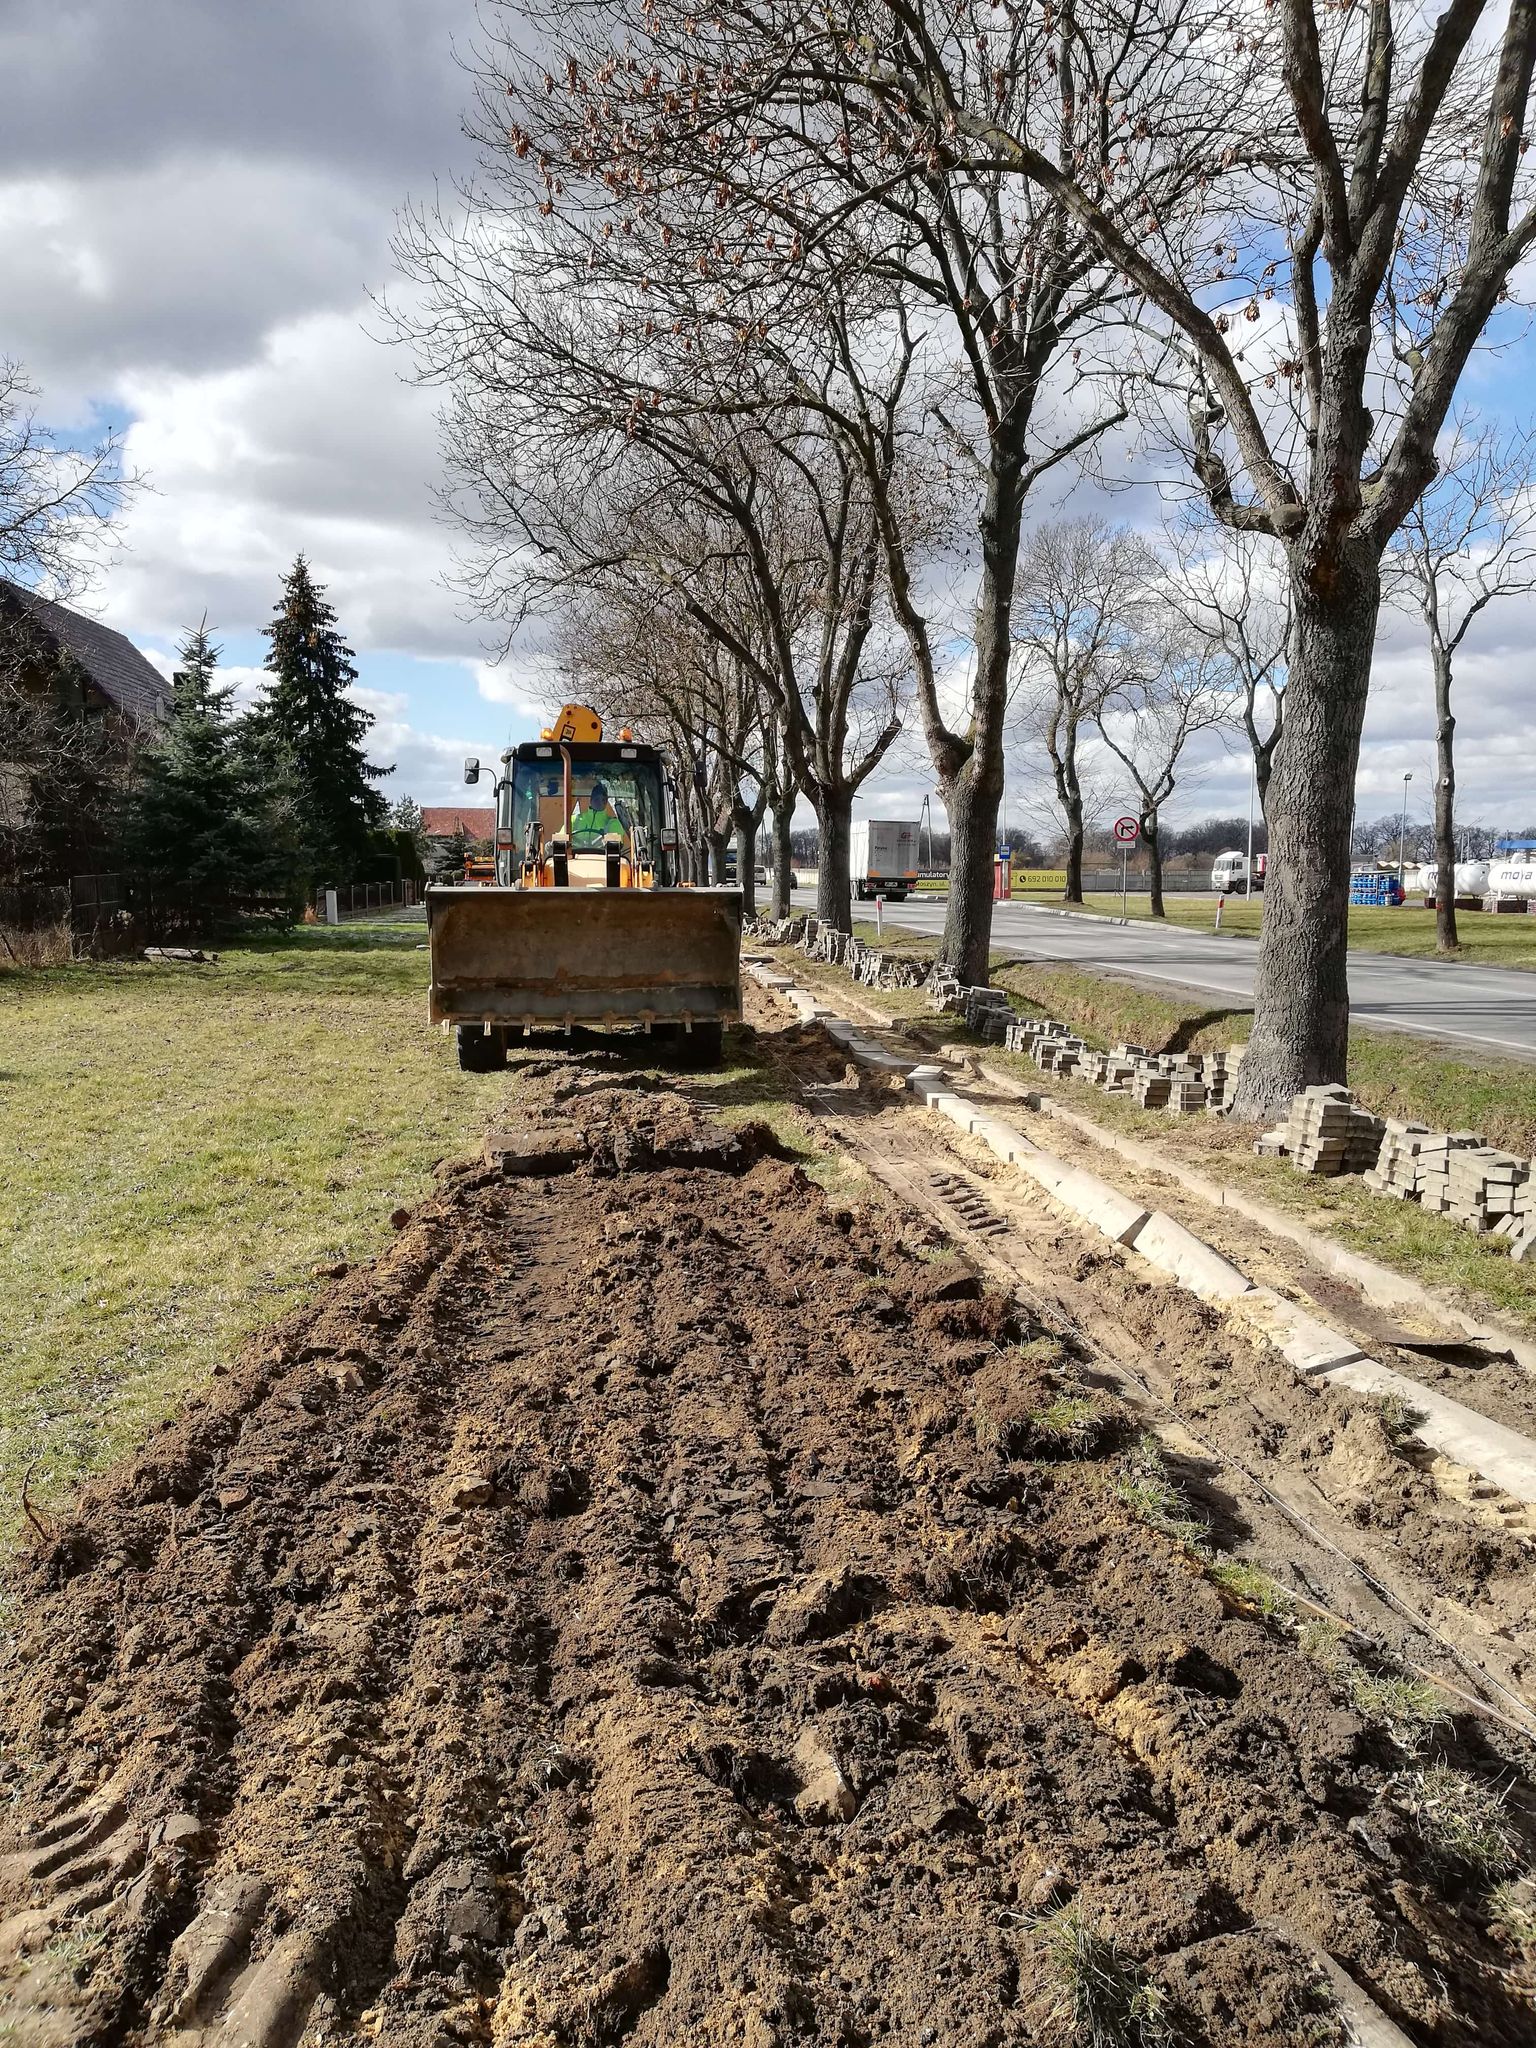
left=8, top=0, right=1536, bottom=837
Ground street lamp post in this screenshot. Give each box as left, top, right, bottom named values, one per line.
left=1398, top=772, right=1413, bottom=885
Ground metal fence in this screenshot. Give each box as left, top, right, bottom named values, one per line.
left=311, top=879, right=420, bottom=920
left=67, top=874, right=295, bottom=955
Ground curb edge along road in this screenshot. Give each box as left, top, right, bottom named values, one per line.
left=742, top=958, right=1536, bottom=1510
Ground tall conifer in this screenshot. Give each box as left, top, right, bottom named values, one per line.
left=129, top=621, right=268, bottom=892
left=245, top=556, right=390, bottom=883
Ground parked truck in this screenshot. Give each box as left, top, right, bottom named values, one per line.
left=850, top=818, right=919, bottom=900
left=1210, top=849, right=1266, bottom=894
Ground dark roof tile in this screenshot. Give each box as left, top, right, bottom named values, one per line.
left=0, top=579, right=170, bottom=725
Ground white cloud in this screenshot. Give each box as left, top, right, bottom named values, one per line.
left=356, top=693, right=487, bottom=807
left=0, top=162, right=387, bottom=420
left=92, top=307, right=480, bottom=662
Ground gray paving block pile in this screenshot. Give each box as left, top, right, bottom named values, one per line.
left=1257, top=1083, right=1384, bottom=1175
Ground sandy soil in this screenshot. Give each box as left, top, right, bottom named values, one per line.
left=1, top=1055, right=1533, bottom=2046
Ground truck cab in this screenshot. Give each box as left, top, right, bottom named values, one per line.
left=1210, top=849, right=1265, bottom=895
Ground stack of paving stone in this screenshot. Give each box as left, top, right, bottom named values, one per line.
left=1506, top=1182, right=1536, bottom=1261
left=1443, top=1145, right=1530, bottom=1233
left=1166, top=1072, right=1208, bottom=1114
left=1255, top=1084, right=1385, bottom=1175
left=1415, top=1131, right=1485, bottom=1214
left=962, top=987, right=1015, bottom=1037
left=925, top=969, right=964, bottom=1013
left=1131, top=1067, right=1174, bottom=1108
left=1034, top=1035, right=1086, bottom=1075
left=1005, top=1017, right=1065, bottom=1055
left=1362, top=1120, right=1431, bottom=1199
left=1199, top=1047, right=1247, bottom=1115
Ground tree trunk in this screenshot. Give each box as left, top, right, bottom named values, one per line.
left=1254, top=736, right=1275, bottom=817
left=736, top=819, right=757, bottom=916
left=938, top=459, right=1019, bottom=981
left=707, top=828, right=730, bottom=885
left=816, top=791, right=853, bottom=933
left=1144, top=813, right=1164, bottom=918
left=770, top=799, right=795, bottom=919
left=1232, top=543, right=1380, bottom=1121
left=1063, top=800, right=1085, bottom=904
left=1433, top=647, right=1458, bottom=952
left=941, top=768, right=1002, bottom=984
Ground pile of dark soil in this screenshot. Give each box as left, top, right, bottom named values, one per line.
left=1, top=1063, right=1532, bottom=2046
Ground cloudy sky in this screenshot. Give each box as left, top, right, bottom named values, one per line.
left=8, top=0, right=1536, bottom=836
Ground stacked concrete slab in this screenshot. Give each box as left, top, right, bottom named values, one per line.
left=1415, top=1131, right=1489, bottom=1215
left=1167, top=1073, right=1208, bottom=1114
left=1201, top=1047, right=1246, bottom=1114
left=1256, top=1084, right=1385, bottom=1175
left=1034, top=1035, right=1086, bottom=1076
left=748, top=916, right=936, bottom=996
left=1362, top=1120, right=1431, bottom=1199
left=962, top=987, right=1015, bottom=1038
left=1005, top=1016, right=1066, bottom=1056
left=1442, top=1145, right=1530, bottom=1233
left=1131, top=1068, right=1173, bottom=1108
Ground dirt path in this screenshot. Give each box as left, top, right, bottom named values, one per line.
left=2, top=1051, right=1534, bottom=2046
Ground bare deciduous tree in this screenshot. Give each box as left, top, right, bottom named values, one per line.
left=0, top=361, right=134, bottom=599
left=892, top=0, right=1536, bottom=1111
left=1385, top=415, right=1536, bottom=951
left=1161, top=526, right=1291, bottom=817
left=1010, top=520, right=1159, bottom=903
left=1095, top=634, right=1237, bottom=917
left=460, top=0, right=1243, bottom=977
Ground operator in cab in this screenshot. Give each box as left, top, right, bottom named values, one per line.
left=571, top=780, right=624, bottom=847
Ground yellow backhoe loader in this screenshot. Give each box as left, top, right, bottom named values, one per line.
left=427, top=705, right=742, bottom=1069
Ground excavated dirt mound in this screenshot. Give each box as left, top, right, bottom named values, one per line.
left=2, top=1062, right=1534, bottom=2046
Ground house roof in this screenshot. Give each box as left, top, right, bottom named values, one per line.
left=0, top=580, right=170, bottom=726
left=420, top=806, right=497, bottom=839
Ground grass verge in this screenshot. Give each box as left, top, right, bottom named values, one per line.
left=1016, top=893, right=1536, bottom=970
left=761, top=928, right=1536, bottom=1330
left=0, top=935, right=866, bottom=1543
left=0, top=930, right=509, bottom=1539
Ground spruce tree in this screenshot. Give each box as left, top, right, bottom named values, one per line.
left=245, top=556, right=390, bottom=884
left=389, top=795, right=425, bottom=838
left=127, top=621, right=267, bottom=894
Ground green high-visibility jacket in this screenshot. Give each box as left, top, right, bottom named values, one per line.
left=571, top=805, right=622, bottom=844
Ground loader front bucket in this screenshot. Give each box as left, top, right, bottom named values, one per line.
left=426, top=884, right=743, bottom=1030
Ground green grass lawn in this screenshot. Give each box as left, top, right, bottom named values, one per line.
left=0, top=929, right=517, bottom=1533
left=1024, top=892, right=1536, bottom=969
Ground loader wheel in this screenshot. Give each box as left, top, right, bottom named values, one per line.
left=456, top=1025, right=506, bottom=1072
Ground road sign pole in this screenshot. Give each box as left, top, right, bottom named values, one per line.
left=1121, top=845, right=1128, bottom=921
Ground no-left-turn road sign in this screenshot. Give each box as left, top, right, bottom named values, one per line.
left=1113, top=815, right=1140, bottom=845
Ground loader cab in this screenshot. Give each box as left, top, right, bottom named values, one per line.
left=498, top=740, right=674, bottom=889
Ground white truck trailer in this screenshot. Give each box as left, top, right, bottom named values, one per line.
left=850, top=818, right=919, bottom=900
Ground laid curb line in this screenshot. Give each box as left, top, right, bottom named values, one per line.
left=958, top=1052, right=1536, bottom=1379
left=743, top=959, right=1536, bottom=1506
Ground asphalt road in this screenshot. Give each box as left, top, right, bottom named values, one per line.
left=788, top=889, right=1536, bottom=1062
